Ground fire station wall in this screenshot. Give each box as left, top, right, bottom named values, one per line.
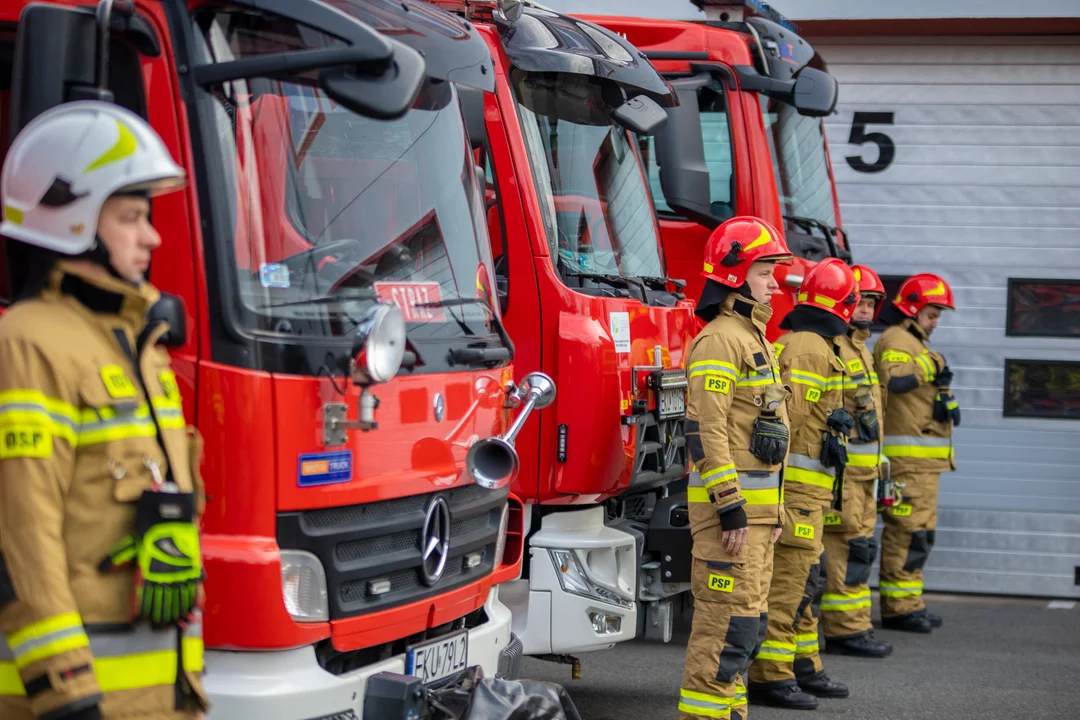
left=813, top=35, right=1080, bottom=599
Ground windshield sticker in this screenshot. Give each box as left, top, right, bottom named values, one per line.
left=375, top=281, right=447, bottom=324
left=298, top=450, right=353, bottom=487
left=610, top=312, right=631, bottom=353
left=259, top=263, right=291, bottom=289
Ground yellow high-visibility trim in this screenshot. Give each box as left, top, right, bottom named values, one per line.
left=8, top=614, right=83, bottom=649
left=701, top=464, right=737, bottom=488
left=677, top=702, right=728, bottom=718
left=14, top=633, right=89, bottom=670
left=881, top=350, right=911, bottom=364
left=689, top=360, right=738, bottom=377
left=4, top=206, right=23, bottom=225
left=742, top=487, right=780, bottom=505
left=84, top=118, right=138, bottom=173
left=883, top=445, right=953, bottom=460
left=785, top=466, right=836, bottom=489
left=0, top=391, right=80, bottom=423
left=847, top=452, right=880, bottom=468
left=0, top=639, right=203, bottom=696
left=687, top=486, right=710, bottom=503
left=789, top=370, right=826, bottom=388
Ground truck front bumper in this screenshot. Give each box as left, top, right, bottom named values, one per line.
left=203, top=587, right=517, bottom=720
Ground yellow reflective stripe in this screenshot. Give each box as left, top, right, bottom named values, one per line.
left=789, top=370, right=825, bottom=388
left=773, top=342, right=786, bottom=357
left=689, top=360, right=738, bottom=379
left=883, top=445, right=954, bottom=460
left=679, top=687, right=732, bottom=716
left=846, top=451, right=880, bottom=468
left=0, top=390, right=81, bottom=422
left=0, top=391, right=80, bottom=445
left=743, top=487, right=780, bottom=505
left=0, top=638, right=203, bottom=697
left=879, top=581, right=923, bottom=598
left=821, top=589, right=872, bottom=611
left=8, top=614, right=88, bottom=670
left=701, top=464, right=737, bottom=488
left=785, top=466, right=836, bottom=490
left=869, top=372, right=880, bottom=383
left=794, top=632, right=819, bottom=654
left=687, top=486, right=710, bottom=503
left=797, top=292, right=837, bottom=308
left=733, top=684, right=747, bottom=708
left=915, top=354, right=935, bottom=382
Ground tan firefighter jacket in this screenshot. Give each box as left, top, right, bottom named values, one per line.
left=0, top=261, right=207, bottom=719
left=837, top=327, right=885, bottom=483
left=772, top=331, right=846, bottom=507
left=685, top=293, right=789, bottom=547
left=873, top=318, right=955, bottom=474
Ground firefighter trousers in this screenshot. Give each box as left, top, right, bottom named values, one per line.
left=821, top=479, right=878, bottom=638
left=879, top=472, right=940, bottom=618
left=748, top=500, right=825, bottom=688
left=679, top=524, right=775, bottom=720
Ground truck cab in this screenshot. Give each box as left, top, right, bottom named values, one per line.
left=425, top=1, right=698, bottom=664
left=580, top=0, right=848, bottom=340
left=0, top=1, right=549, bottom=718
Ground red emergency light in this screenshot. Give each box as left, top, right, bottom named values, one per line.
left=692, top=0, right=800, bottom=33
left=428, top=0, right=524, bottom=23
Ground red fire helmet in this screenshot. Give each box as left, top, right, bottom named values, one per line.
left=892, top=273, right=956, bottom=318
left=796, top=257, right=860, bottom=322
left=701, top=216, right=792, bottom=289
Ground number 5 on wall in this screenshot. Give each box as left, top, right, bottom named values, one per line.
left=846, top=111, right=896, bottom=174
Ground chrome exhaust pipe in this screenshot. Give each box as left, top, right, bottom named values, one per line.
left=467, top=372, right=556, bottom=490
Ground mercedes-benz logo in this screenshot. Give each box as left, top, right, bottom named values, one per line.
left=420, top=496, right=451, bottom=586
left=433, top=393, right=446, bottom=423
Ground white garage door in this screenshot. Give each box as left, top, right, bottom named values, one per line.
left=815, top=35, right=1080, bottom=598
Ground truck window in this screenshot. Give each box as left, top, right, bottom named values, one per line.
left=760, top=95, right=836, bottom=229
left=192, top=7, right=507, bottom=357
left=641, top=81, right=736, bottom=223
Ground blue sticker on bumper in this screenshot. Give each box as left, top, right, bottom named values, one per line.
left=298, top=450, right=353, bottom=486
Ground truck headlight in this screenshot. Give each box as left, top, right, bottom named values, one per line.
left=281, top=550, right=329, bottom=622
left=494, top=502, right=510, bottom=567
left=548, top=549, right=633, bottom=609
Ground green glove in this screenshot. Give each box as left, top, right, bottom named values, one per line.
left=100, top=491, right=203, bottom=627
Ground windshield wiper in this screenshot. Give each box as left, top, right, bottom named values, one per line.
left=783, top=214, right=843, bottom=260
left=257, top=290, right=376, bottom=310
left=414, top=297, right=515, bottom=366
left=637, top=275, right=688, bottom=291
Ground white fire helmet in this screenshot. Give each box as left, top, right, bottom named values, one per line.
left=0, top=100, right=186, bottom=255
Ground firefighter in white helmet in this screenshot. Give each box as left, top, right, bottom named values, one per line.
left=0, top=101, right=208, bottom=719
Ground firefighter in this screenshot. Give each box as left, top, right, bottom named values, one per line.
left=873, top=273, right=958, bottom=633
left=0, top=102, right=208, bottom=719
left=818, top=265, right=894, bottom=658
left=748, top=258, right=857, bottom=710
left=679, top=217, right=792, bottom=720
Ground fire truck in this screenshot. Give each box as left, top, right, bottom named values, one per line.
left=0, top=0, right=553, bottom=717
left=567, top=0, right=850, bottom=341
left=422, top=1, right=698, bottom=668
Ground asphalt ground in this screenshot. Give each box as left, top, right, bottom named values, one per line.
left=519, top=593, right=1080, bottom=720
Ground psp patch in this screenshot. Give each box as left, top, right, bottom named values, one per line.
left=297, top=450, right=353, bottom=487
left=707, top=574, right=734, bottom=593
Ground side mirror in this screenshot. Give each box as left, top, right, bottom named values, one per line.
left=317, top=39, right=426, bottom=121
left=792, top=67, right=838, bottom=118
left=612, top=95, right=668, bottom=136
left=148, top=292, right=187, bottom=349
left=653, top=75, right=722, bottom=229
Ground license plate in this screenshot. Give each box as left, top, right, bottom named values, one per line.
left=406, top=630, right=469, bottom=685
left=373, top=281, right=446, bottom=323
left=658, top=387, right=686, bottom=419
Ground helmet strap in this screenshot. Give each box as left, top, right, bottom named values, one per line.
left=851, top=320, right=872, bottom=331
left=81, top=235, right=139, bottom=288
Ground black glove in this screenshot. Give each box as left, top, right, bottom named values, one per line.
left=718, top=505, right=748, bottom=531
left=936, top=365, right=954, bottom=388
left=933, top=392, right=952, bottom=423
left=750, top=414, right=789, bottom=465
left=855, top=408, right=879, bottom=442
left=826, top=408, right=855, bottom=435
left=820, top=432, right=849, bottom=471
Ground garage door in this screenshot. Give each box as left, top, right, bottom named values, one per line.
left=815, top=35, right=1080, bottom=598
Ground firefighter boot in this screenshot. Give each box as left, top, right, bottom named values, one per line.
left=882, top=611, right=933, bottom=634
left=747, top=684, right=818, bottom=710
left=920, top=609, right=944, bottom=628
left=798, top=671, right=850, bottom=699
left=824, top=631, right=893, bottom=658
left=879, top=473, right=939, bottom=621
left=678, top=526, right=775, bottom=720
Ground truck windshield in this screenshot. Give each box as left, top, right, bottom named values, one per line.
left=195, top=11, right=504, bottom=351
left=510, top=70, right=664, bottom=283
left=760, top=95, right=837, bottom=229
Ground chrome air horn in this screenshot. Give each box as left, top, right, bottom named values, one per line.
left=467, top=372, right=556, bottom=490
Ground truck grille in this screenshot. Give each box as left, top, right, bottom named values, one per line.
left=630, top=412, right=687, bottom=491
left=277, top=484, right=508, bottom=620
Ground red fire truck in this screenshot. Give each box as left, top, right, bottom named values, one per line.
left=580, top=0, right=849, bottom=340
left=0, top=1, right=552, bottom=717
left=423, top=1, right=698, bottom=669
